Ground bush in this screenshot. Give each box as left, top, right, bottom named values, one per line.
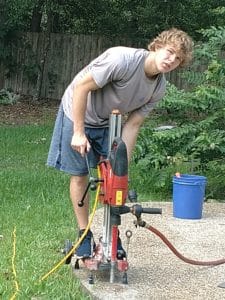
left=0, top=88, right=20, bottom=105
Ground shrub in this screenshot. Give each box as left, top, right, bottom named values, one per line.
left=0, top=88, right=20, bottom=105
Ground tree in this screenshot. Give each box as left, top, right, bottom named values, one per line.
left=2, top=0, right=225, bottom=39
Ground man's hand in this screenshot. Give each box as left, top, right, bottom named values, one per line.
left=71, top=132, right=91, bottom=156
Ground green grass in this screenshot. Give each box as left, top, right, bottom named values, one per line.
left=0, top=123, right=91, bottom=299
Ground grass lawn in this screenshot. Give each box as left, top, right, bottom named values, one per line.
left=0, top=120, right=91, bottom=299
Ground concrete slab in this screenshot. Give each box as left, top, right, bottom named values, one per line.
left=72, top=202, right=225, bottom=300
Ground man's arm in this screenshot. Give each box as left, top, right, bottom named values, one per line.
left=122, top=111, right=145, bottom=162
left=71, top=72, right=99, bottom=156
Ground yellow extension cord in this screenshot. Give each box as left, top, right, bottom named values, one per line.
left=39, top=180, right=101, bottom=282
left=9, top=227, right=19, bottom=300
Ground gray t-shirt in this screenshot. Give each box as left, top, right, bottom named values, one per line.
left=62, top=46, right=166, bottom=127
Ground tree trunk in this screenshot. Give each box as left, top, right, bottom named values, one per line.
left=32, top=10, right=53, bottom=102
left=32, top=31, right=51, bottom=102
left=30, top=1, right=44, bottom=32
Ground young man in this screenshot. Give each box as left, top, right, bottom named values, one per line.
left=47, top=28, right=193, bottom=258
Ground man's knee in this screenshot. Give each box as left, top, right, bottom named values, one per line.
left=70, top=175, right=88, bottom=186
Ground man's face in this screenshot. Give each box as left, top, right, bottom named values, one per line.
left=155, top=45, right=182, bottom=73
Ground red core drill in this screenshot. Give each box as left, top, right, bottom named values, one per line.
left=64, top=111, right=162, bottom=285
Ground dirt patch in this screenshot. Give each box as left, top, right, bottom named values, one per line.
left=0, top=96, right=59, bottom=125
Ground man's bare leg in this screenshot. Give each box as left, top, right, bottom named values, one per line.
left=70, top=175, right=94, bottom=257
left=70, top=175, right=89, bottom=230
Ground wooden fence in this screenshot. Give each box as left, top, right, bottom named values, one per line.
left=1, top=32, right=190, bottom=100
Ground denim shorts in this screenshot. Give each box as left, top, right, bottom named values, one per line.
left=47, top=104, right=109, bottom=176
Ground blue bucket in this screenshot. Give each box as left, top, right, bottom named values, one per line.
left=173, top=174, right=207, bottom=219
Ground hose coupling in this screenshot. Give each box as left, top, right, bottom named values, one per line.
left=133, top=218, right=146, bottom=228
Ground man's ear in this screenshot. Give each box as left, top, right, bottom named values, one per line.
left=154, top=44, right=162, bottom=51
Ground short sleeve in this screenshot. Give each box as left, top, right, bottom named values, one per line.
left=135, top=77, right=167, bottom=117
left=89, top=48, right=128, bottom=88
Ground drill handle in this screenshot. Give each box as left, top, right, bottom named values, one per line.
left=131, top=204, right=162, bottom=218
left=142, top=207, right=162, bottom=215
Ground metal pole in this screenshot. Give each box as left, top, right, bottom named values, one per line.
left=102, top=111, right=122, bottom=265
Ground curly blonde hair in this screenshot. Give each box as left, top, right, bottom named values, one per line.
left=148, top=28, right=193, bottom=67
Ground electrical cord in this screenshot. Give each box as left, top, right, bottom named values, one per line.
left=9, top=227, right=19, bottom=300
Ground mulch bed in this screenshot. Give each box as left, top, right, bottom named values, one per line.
left=0, top=96, right=59, bottom=125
